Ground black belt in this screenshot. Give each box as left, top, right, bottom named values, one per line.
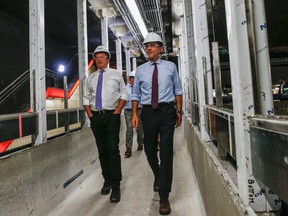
left=143, top=102, right=175, bottom=109
left=125, top=108, right=141, bottom=111
left=92, top=110, right=115, bottom=114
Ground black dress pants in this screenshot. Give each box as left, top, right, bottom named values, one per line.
left=90, top=110, right=122, bottom=188
left=141, top=103, right=176, bottom=200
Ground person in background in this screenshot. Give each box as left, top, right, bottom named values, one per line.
left=278, top=77, right=288, bottom=94
left=131, top=32, right=183, bottom=215
left=83, top=45, right=128, bottom=203
left=124, top=70, right=144, bottom=158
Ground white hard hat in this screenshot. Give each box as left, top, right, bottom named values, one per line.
left=143, top=32, right=163, bottom=45
left=93, top=45, right=111, bottom=59
left=129, top=70, right=136, bottom=77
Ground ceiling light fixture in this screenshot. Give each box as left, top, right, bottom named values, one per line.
left=125, top=0, right=148, bottom=38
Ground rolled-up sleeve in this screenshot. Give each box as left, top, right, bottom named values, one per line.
left=173, top=64, right=183, bottom=96
left=131, top=69, right=140, bottom=101
left=119, top=74, right=128, bottom=101
left=83, top=77, right=90, bottom=106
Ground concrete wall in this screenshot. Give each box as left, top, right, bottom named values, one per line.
left=0, top=115, right=126, bottom=216
left=0, top=128, right=97, bottom=216
left=183, top=117, right=256, bottom=216
left=1, top=114, right=257, bottom=216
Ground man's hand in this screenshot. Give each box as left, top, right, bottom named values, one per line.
left=175, top=112, right=182, bottom=128
left=132, top=114, right=139, bottom=128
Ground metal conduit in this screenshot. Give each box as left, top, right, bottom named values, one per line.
left=138, top=0, right=166, bottom=53
left=113, top=0, right=166, bottom=55
left=113, top=0, right=144, bottom=47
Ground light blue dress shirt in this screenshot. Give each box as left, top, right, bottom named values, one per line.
left=131, top=59, right=183, bottom=105
left=124, top=83, right=141, bottom=109
left=124, top=84, right=133, bottom=109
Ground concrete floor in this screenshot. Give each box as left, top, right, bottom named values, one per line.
left=38, top=126, right=206, bottom=216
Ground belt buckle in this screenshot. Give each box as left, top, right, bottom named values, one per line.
left=98, top=110, right=105, bottom=114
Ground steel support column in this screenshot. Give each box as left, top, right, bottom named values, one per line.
left=100, top=11, right=109, bottom=49
left=116, top=37, right=122, bottom=73
left=212, top=42, right=223, bottom=108
left=224, top=0, right=268, bottom=211
left=77, top=0, right=88, bottom=108
left=183, top=1, right=198, bottom=125
left=29, top=0, right=47, bottom=144
left=247, top=0, right=280, bottom=211
left=179, top=17, right=189, bottom=115
left=191, top=0, right=211, bottom=141
left=132, top=58, right=137, bottom=71
left=183, top=0, right=197, bottom=124
left=125, top=48, right=131, bottom=81
left=250, top=0, right=274, bottom=116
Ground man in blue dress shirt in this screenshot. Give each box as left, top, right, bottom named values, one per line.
left=131, top=32, right=183, bottom=215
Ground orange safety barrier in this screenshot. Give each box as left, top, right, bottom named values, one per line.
left=0, top=140, right=13, bottom=153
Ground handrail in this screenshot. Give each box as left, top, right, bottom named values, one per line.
left=0, top=69, right=29, bottom=106
left=0, top=108, right=85, bottom=153
left=0, top=68, right=60, bottom=107
left=250, top=115, right=288, bottom=204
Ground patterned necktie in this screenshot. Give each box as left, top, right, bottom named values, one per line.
left=151, top=63, right=158, bottom=109
left=96, top=71, right=103, bottom=110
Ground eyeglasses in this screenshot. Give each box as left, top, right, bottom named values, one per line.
left=144, top=43, right=161, bottom=49
left=95, top=55, right=107, bottom=59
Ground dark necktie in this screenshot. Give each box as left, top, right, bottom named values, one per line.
left=96, top=71, right=103, bottom=110
left=151, top=63, right=158, bottom=109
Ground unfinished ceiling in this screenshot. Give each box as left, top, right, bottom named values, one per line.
left=88, top=0, right=183, bottom=57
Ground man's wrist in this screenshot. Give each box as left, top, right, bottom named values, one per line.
left=177, top=110, right=183, bottom=115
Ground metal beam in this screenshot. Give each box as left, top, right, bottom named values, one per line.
left=29, top=0, right=47, bottom=144
left=100, top=10, right=109, bottom=48
left=116, top=37, right=123, bottom=73
left=77, top=0, right=88, bottom=108
left=246, top=0, right=280, bottom=211
left=224, top=0, right=268, bottom=211
left=191, top=0, right=211, bottom=141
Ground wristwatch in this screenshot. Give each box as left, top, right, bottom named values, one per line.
left=177, top=110, right=184, bottom=115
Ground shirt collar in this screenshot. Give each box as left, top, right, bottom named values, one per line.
left=97, top=67, right=108, bottom=73
left=149, top=59, right=162, bottom=66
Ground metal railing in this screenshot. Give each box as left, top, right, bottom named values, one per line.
left=0, top=108, right=85, bottom=154
left=250, top=115, right=288, bottom=204
left=0, top=69, right=30, bottom=107
left=206, top=105, right=236, bottom=159
left=198, top=104, right=288, bottom=204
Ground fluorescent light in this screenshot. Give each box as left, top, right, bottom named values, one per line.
left=125, top=0, right=148, bottom=38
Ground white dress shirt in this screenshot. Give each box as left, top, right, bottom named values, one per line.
left=83, top=67, right=128, bottom=111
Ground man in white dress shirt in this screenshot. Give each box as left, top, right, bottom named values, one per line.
left=83, top=45, right=127, bottom=203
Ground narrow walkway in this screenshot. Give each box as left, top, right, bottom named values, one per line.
left=41, top=126, right=206, bottom=216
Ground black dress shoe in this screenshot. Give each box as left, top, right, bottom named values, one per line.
left=101, top=183, right=111, bottom=195
left=137, top=145, right=143, bottom=151
left=124, top=148, right=132, bottom=158
left=159, top=199, right=171, bottom=215
left=153, top=178, right=159, bottom=192
left=110, top=188, right=121, bottom=203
